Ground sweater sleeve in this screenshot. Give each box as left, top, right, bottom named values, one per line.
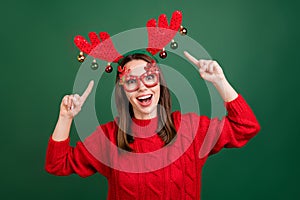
left=45, top=128, right=111, bottom=178
left=195, top=94, right=261, bottom=158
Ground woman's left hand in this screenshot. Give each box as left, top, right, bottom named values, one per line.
left=184, top=51, right=225, bottom=84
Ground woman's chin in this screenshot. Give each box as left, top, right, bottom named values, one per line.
left=134, top=105, right=157, bottom=119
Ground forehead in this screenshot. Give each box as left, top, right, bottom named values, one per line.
left=124, top=59, right=148, bottom=76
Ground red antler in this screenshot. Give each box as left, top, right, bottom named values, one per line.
left=74, top=32, right=123, bottom=62
left=146, top=10, right=182, bottom=55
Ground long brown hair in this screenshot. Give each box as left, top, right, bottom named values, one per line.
left=115, top=53, right=177, bottom=151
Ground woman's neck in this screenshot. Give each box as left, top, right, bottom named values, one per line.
left=133, top=109, right=157, bottom=120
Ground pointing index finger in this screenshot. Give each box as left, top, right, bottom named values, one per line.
left=184, top=51, right=200, bottom=67
left=81, top=80, right=94, bottom=103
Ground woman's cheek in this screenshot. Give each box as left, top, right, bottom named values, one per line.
left=126, top=92, right=137, bottom=106
left=125, top=91, right=133, bottom=101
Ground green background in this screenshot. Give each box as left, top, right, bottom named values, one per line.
left=1, top=0, right=299, bottom=199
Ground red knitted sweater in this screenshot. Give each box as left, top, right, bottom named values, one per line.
left=45, top=94, right=260, bottom=200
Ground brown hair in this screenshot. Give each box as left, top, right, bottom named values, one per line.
left=115, top=53, right=177, bottom=151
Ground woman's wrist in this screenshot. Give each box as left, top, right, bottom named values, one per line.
left=52, top=115, right=73, bottom=141
left=212, top=76, right=226, bottom=87
left=213, top=78, right=238, bottom=102
left=58, top=114, right=73, bottom=123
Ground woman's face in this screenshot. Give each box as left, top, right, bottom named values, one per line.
left=123, top=59, right=160, bottom=119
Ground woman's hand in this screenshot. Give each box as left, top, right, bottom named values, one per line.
left=184, top=51, right=225, bottom=84
left=59, top=80, right=94, bottom=119
left=184, top=51, right=238, bottom=102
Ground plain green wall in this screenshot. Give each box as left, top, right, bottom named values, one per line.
left=1, top=0, right=299, bottom=199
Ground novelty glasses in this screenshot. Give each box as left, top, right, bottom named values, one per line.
left=120, top=70, right=160, bottom=92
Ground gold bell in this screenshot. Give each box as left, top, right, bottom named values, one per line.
left=77, top=52, right=85, bottom=63
left=179, top=25, right=187, bottom=35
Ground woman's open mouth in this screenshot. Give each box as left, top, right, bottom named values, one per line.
left=136, top=94, right=153, bottom=107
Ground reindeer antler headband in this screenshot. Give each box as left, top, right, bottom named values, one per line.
left=73, top=10, right=187, bottom=73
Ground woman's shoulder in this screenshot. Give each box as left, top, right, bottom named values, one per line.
left=171, top=111, right=210, bottom=123
left=96, top=118, right=118, bottom=131
left=171, top=111, right=211, bottom=134
left=89, top=118, right=118, bottom=144
left=170, top=111, right=212, bottom=150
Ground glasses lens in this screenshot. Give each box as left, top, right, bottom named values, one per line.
left=142, top=72, right=159, bottom=87
left=124, top=76, right=138, bottom=91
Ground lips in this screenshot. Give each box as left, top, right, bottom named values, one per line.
left=136, top=94, right=153, bottom=107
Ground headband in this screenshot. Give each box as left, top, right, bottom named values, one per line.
left=73, top=10, right=187, bottom=73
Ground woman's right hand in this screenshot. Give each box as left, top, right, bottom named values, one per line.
left=59, top=80, right=94, bottom=119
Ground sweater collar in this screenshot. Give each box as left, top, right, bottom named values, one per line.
left=131, top=116, right=158, bottom=138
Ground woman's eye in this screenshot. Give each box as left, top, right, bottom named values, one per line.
left=126, top=79, right=137, bottom=85
left=146, top=75, right=155, bottom=81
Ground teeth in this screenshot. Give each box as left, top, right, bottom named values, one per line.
left=137, top=94, right=152, bottom=100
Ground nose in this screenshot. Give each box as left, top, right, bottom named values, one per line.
left=138, top=79, right=147, bottom=91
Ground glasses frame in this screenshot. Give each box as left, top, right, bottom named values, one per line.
left=121, top=70, right=160, bottom=92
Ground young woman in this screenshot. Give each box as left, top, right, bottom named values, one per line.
left=45, top=51, right=260, bottom=199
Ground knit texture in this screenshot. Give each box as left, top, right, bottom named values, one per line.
left=45, top=94, right=260, bottom=200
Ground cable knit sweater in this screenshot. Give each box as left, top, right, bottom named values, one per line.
left=45, top=94, right=260, bottom=200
